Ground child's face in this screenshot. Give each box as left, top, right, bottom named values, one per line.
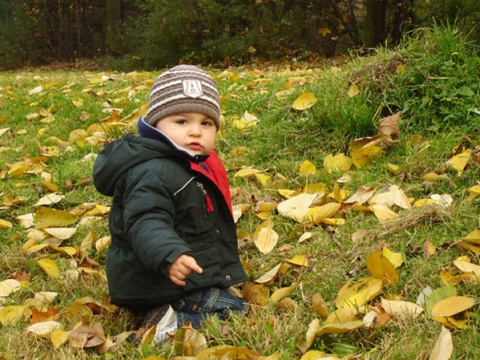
left=155, top=112, right=217, bottom=155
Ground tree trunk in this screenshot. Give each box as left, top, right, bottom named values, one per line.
left=366, top=0, right=387, bottom=47
left=106, top=0, right=122, bottom=55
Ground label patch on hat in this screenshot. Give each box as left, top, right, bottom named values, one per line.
left=182, top=80, right=203, bottom=98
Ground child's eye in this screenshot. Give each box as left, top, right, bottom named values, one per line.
left=175, top=119, right=188, bottom=125
left=202, top=120, right=215, bottom=127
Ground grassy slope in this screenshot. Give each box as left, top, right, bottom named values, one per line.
left=0, top=26, right=479, bottom=359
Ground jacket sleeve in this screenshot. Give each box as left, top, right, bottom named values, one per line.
left=122, top=163, right=191, bottom=276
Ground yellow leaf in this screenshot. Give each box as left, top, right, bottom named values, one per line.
left=458, top=241, right=480, bottom=254
left=371, top=204, right=399, bottom=222
left=277, top=193, right=318, bottom=220
left=242, top=281, right=270, bottom=306
left=278, top=189, right=296, bottom=199
left=431, top=296, right=476, bottom=317
left=43, top=227, right=77, bottom=240
left=26, top=321, right=62, bottom=338
left=34, top=207, right=78, bottom=229
left=95, top=236, right=111, bottom=252
left=323, top=153, right=352, bottom=174
left=423, top=239, right=436, bottom=258
left=254, top=173, right=271, bottom=187
left=254, top=263, right=282, bottom=284
left=292, top=92, right=317, bottom=111
left=351, top=145, right=383, bottom=169
left=297, top=318, right=320, bottom=354
left=254, top=226, right=279, bottom=254
left=413, top=198, right=437, bottom=207
left=468, top=185, right=480, bottom=199
left=385, top=163, right=401, bottom=174
left=68, top=129, right=89, bottom=144
left=366, top=252, right=399, bottom=283
left=347, top=83, right=360, bottom=98
left=300, top=350, right=337, bottom=360
left=41, top=181, right=60, bottom=192
left=446, top=149, right=471, bottom=173
left=0, top=219, right=13, bottom=228
left=382, top=247, right=404, bottom=268
left=271, top=282, right=298, bottom=303
left=299, top=160, right=316, bottom=176
left=234, top=168, right=261, bottom=178
left=51, top=329, right=70, bottom=348
left=0, top=279, right=21, bottom=297
left=37, top=258, right=60, bottom=279
left=228, top=146, right=248, bottom=157
left=464, top=229, right=480, bottom=244
left=344, top=185, right=375, bottom=205
left=309, top=203, right=341, bottom=224
left=0, top=305, right=27, bottom=326
left=336, top=277, right=384, bottom=308
left=286, top=255, right=308, bottom=267
left=318, top=320, right=365, bottom=335
left=325, top=307, right=360, bottom=324
left=83, top=204, right=110, bottom=217
left=381, top=299, right=424, bottom=318
left=72, top=98, right=84, bottom=107
left=396, top=64, right=406, bottom=74
left=429, top=326, right=453, bottom=360
left=7, top=162, right=30, bottom=177
left=453, top=260, right=480, bottom=280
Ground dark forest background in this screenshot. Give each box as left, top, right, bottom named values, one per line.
left=0, top=0, right=479, bottom=71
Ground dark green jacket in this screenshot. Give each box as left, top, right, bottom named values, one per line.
left=93, top=119, right=247, bottom=307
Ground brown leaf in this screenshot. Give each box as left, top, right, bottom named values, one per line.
left=378, top=112, right=401, bottom=142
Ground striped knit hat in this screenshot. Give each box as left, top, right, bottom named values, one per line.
left=145, top=65, right=220, bottom=129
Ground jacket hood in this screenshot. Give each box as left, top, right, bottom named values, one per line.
left=93, top=134, right=173, bottom=196
left=93, top=117, right=212, bottom=196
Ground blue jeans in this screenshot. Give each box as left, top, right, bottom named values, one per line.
left=170, top=287, right=248, bottom=329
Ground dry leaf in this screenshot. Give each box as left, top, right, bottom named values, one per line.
left=381, top=299, right=424, bottom=318
left=347, top=83, right=360, bottom=97
left=323, top=153, right=352, bottom=173
left=298, top=318, right=319, bottom=353
left=336, top=277, right=384, bottom=309
left=0, top=279, right=22, bottom=297
left=37, top=258, right=60, bottom=279
left=299, top=160, right=317, bottom=176
left=254, top=226, right=279, bottom=254
left=292, top=92, right=317, bottom=110
left=431, top=296, right=476, bottom=317
left=429, top=326, right=453, bottom=360
left=271, top=282, right=298, bottom=303
left=446, top=149, right=471, bottom=173
left=255, top=263, right=282, bottom=283
left=26, top=321, right=62, bottom=338
left=366, top=252, right=400, bottom=283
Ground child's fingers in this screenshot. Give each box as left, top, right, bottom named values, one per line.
left=184, top=257, right=203, bottom=274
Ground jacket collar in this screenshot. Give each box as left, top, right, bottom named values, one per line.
left=137, top=117, right=210, bottom=163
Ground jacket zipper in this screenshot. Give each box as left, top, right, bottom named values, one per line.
left=197, top=182, right=214, bottom=216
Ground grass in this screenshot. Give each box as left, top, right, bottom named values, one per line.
left=1, top=25, right=480, bottom=359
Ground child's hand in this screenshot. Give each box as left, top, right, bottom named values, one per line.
left=168, top=254, right=203, bottom=286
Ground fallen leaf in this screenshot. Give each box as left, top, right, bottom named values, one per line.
left=254, top=226, right=279, bottom=254
left=292, top=92, right=317, bottom=110
left=26, top=321, right=62, bottom=338
left=299, top=160, right=317, bottom=176
left=446, top=149, right=471, bottom=173
left=37, top=258, right=60, bottom=279
left=324, top=153, right=352, bottom=174
left=381, top=299, right=424, bottom=318
left=431, top=296, right=476, bottom=317
left=297, top=318, right=319, bottom=353
left=429, top=326, right=453, bottom=360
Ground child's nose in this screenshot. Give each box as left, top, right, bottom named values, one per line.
left=189, top=124, right=202, bottom=136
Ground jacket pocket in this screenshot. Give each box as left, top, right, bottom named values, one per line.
left=183, top=239, right=223, bottom=291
